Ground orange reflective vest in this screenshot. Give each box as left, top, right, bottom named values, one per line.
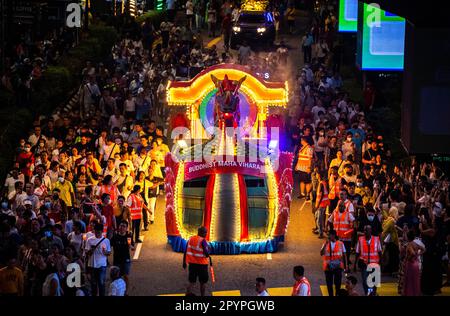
left=328, top=176, right=341, bottom=200
left=295, top=145, right=313, bottom=173
left=129, top=193, right=143, bottom=220
left=322, top=241, right=345, bottom=271
left=318, top=180, right=330, bottom=208
left=358, top=236, right=381, bottom=264
left=332, top=202, right=353, bottom=240
left=292, top=277, right=311, bottom=296
left=99, top=184, right=118, bottom=204
left=185, top=235, right=209, bottom=265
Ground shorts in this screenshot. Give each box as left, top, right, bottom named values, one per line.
left=298, top=171, right=312, bottom=184
left=188, top=263, right=209, bottom=284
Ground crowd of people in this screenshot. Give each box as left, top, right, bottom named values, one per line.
left=0, top=0, right=449, bottom=297
left=1, top=26, right=77, bottom=107
left=0, top=0, right=297, bottom=297
left=287, top=1, right=450, bottom=296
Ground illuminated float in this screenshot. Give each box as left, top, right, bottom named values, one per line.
left=164, top=64, right=293, bottom=254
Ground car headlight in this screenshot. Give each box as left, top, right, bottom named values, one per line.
left=233, top=26, right=241, bottom=32
left=257, top=27, right=266, bottom=33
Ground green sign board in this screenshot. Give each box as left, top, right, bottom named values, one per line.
left=357, top=2, right=406, bottom=70
left=338, top=0, right=358, bottom=32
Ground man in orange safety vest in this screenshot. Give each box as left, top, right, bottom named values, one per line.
left=183, top=226, right=210, bottom=296
left=292, top=265, right=311, bottom=296
left=327, top=189, right=355, bottom=265
left=295, top=137, right=314, bottom=201
left=354, top=225, right=382, bottom=295
left=320, top=230, right=348, bottom=296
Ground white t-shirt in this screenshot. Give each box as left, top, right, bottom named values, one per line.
left=257, top=290, right=270, bottom=296
left=28, top=134, right=47, bottom=147
left=84, top=236, right=111, bottom=268
left=100, top=143, right=120, bottom=162
left=108, top=115, right=125, bottom=132
left=338, top=100, right=348, bottom=113
left=311, top=105, right=326, bottom=121
left=67, top=231, right=83, bottom=254
left=329, top=241, right=347, bottom=253
left=124, top=99, right=136, bottom=112
left=4, top=175, right=24, bottom=197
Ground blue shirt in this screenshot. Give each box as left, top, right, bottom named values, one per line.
left=347, top=128, right=365, bottom=149
left=65, top=220, right=86, bottom=234
left=303, top=35, right=314, bottom=47
left=166, top=0, right=175, bottom=9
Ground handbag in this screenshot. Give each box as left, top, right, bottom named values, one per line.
left=327, top=242, right=342, bottom=270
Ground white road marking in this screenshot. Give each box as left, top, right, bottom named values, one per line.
left=300, top=200, right=307, bottom=212
left=267, top=253, right=272, bottom=260
left=133, top=235, right=145, bottom=260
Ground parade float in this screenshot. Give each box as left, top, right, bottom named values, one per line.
left=164, top=64, right=293, bottom=254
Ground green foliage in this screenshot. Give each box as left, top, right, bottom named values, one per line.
left=0, top=23, right=118, bottom=181
left=135, top=10, right=167, bottom=26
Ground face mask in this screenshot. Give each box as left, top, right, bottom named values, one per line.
left=53, top=194, right=59, bottom=200
left=367, top=215, right=375, bottom=221
left=356, top=182, right=363, bottom=187
left=105, top=199, right=111, bottom=205
left=58, top=177, right=64, bottom=183
left=45, top=202, right=52, bottom=209
left=24, top=147, right=31, bottom=152
left=319, top=132, right=324, bottom=136
left=1, top=202, right=8, bottom=209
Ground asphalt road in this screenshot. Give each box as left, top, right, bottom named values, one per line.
left=127, top=16, right=401, bottom=296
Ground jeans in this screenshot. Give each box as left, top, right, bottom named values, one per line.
left=303, top=45, right=312, bottom=63
left=325, top=268, right=343, bottom=296
left=223, top=31, right=231, bottom=51
left=132, top=219, right=141, bottom=242
left=195, top=14, right=204, bottom=30
left=343, top=240, right=352, bottom=263
left=208, top=22, right=216, bottom=37
left=90, top=266, right=107, bottom=296
left=315, top=207, right=326, bottom=235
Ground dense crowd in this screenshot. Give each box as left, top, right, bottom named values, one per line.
left=288, top=1, right=450, bottom=296
left=0, top=0, right=448, bottom=297
left=1, top=26, right=78, bottom=107
left=0, top=0, right=295, bottom=297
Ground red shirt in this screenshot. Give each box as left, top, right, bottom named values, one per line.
left=17, top=152, right=35, bottom=177
left=101, top=205, right=114, bottom=228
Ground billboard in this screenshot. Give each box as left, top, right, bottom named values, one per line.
left=338, top=0, right=358, bottom=32
left=357, top=2, right=406, bottom=70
